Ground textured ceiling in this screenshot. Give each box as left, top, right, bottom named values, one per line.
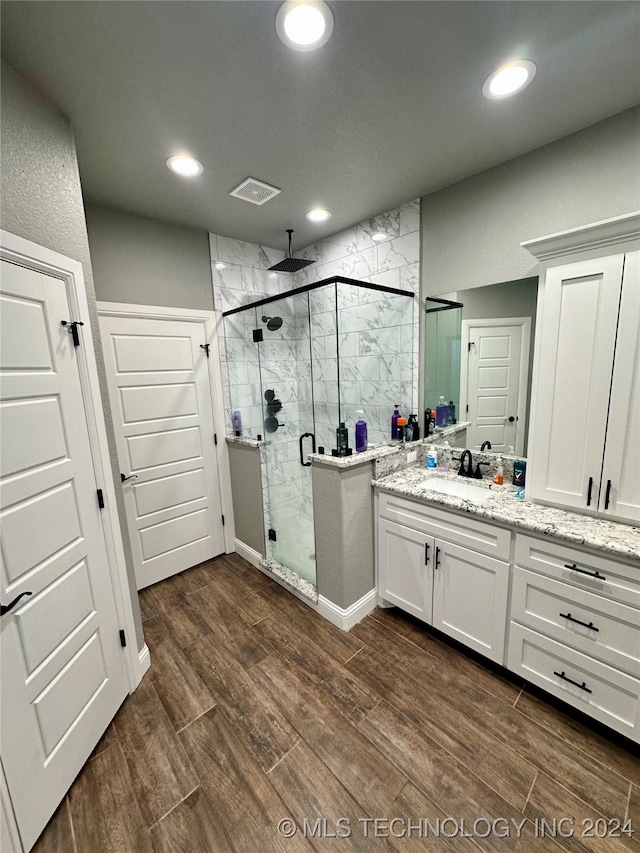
left=2, top=1, right=639, bottom=251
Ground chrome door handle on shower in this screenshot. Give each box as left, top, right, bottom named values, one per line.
left=299, top=432, right=316, bottom=467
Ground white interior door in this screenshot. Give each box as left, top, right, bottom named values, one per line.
left=462, top=320, right=530, bottom=455
left=99, top=314, right=224, bottom=589
left=0, top=260, right=128, bottom=851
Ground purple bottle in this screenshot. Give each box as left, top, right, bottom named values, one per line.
left=232, top=410, right=243, bottom=436
left=355, top=410, right=368, bottom=452
left=391, top=404, right=401, bottom=440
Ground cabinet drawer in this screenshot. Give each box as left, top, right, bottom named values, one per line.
left=514, top=533, right=640, bottom=609
left=378, top=492, right=511, bottom=561
left=511, top=567, right=640, bottom=677
left=507, top=623, right=640, bottom=743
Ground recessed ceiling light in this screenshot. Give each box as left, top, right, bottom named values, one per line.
left=276, top=1, right=334, bottom=52
left=372, top=232, right=388, bottom=242
left=166, top=155, right=204, bottom=176
left=482, top=60, right=536, bottom=100
left=306, top=208, right=332, bottom=222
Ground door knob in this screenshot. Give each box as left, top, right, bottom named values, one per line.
left=1, top=591, right=32, bottom=616
left=120, top=473, right=138, bottom=482
left=505, top=416, right=517, bottom=423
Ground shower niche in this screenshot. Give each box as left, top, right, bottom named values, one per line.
left=223, top=276, right=415, bottom=594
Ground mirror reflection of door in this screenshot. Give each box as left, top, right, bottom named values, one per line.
left=460, top=318, right=531, bottom=456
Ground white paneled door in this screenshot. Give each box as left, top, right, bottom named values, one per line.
left=99, top=314, right=224, bottom=589
left=461, top=319, right=530, bottom=456
left=0, top=260, right=128, bottom=851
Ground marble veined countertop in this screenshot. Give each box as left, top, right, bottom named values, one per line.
left=375, top=466, right=640, bottom=563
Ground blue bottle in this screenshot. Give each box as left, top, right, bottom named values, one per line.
left=435, top=396, right=449, bottom=428
left=355, top=410, right=368, bottom=452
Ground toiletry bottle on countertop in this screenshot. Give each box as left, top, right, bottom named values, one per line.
left=427, top=445, right=437, bottom=469
left=492, top=455, right=504, bottom=485
left=391, top=404, right=401, bottom=440
left=396, top=417, right=407, bottom=442
left=408, top=414, right=420, bottom=441
left=435, top=396, right=449, bottom=428
left=513, top=458, right=527, bottom=487
left=232, top=410, right=243, bottom=436
left=336, top=422, right=349, bottom=456
left=355, top=410, right=367, bottom=453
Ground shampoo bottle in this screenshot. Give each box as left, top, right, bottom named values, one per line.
left=408, top=414, right=420, bottom=441
left=397, top=417, right=407, bottom=442
left=355, top=410, right=368, bottom=453
left=435, top=396, right=449, bottom=428
left=391, top=405, right=401, bottom=440
left=336, top=422, right=349, bottom=456
left=232, top=410, right=243, bottom=436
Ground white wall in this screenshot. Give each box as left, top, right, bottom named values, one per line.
left=86, top=204, right=214, bottom=310
left=421, top=107, right=640, bottom=296
left=0, top=60, right=144, bottom=651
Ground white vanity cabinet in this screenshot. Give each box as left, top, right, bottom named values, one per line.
left=507, top=533, right=640, bottom=743
left=523, top=214, right=640, bottom=524
left=377, top=492, right=511, bottom=664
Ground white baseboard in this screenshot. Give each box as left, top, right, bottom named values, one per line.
left=133, top=643, right=151, bottom=689
left=317, top=589, right=377, bottom=632
left=234, top=538, right=263, bottom=569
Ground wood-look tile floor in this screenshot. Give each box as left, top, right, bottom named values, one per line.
left=34, top=554, right=639, bottom=853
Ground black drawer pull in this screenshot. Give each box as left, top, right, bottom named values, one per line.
left=424, top=543, right=430, bottom=565
left=554, top=670, right=592, bottom=694
left=564, top=563, right=606, bottom=581
left=604, top=479, right=612, bottom=510
left=559, top=612, right=600, bottom=632
left=434, top=546, right=441, bottom=571
left=586, top=476, right=593, bottom=507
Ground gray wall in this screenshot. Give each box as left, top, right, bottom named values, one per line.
left=227, top=442, right=265, bottom=557
left=0, top=60, right=144, bottom=651
left=421, top=107, right=640, bottom=296
left=85, top=204, right=214, bottom=310
left=312, top=463, right=375, bottom=609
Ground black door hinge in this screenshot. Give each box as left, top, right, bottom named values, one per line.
left=97, top=489, right=105, bottom=509
left=214, top=433, right=218, bottom=445
left=468, top=341, right=474, bottom=352
left=119, top=629, right=127, bottom=648
left=466, top=404, right=469, bottom=413
left=61, top=320, right=84, bottom=347
left=253, top=329, right=264, bottom=343
left=200, top=343, right=210, bottom=358
left=221, top=514, right=225, bottom=526
left=268, top=528, right=277, bottom=542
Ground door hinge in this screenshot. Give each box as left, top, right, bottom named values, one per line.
left=253, top=329, right=264, bottom=343
left=119, top=629, right=127, bottom=647
left=61, top=319, right=84, bottom=347
left=221, top=514, right=225, bottom=526
left=468, top=341, right=474, bottom=352
left=97, top=489, right=105, bottom=509
left=214, top=433, right=218, bottom=445
left=466, top=404, right=469, bottom=413
left=200, top=343, right=210, bottom=358
left=268, top=528, right=277, bottom=542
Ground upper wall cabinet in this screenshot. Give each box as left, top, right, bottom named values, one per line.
left=522, top=213, right=640, bottom=524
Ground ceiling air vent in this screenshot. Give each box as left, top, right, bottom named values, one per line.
left=229, top=177, right=281, bottom=206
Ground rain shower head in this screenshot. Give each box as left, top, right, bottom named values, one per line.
left=268, top=229, right=314, bottom=274
left=262, top=315, right=283, bottom=331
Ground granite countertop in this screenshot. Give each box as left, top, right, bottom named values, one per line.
left=225, top=435, right=264, bottom=447
left=375, top=466, right=640, bottom=563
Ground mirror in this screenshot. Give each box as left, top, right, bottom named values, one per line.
left=425, top=277, right=538, bottom=456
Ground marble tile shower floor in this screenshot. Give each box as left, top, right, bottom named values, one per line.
left=34, top=553, right=639, bottom=852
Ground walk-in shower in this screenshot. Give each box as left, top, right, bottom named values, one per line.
left=223, top=276, right=415, bottom=593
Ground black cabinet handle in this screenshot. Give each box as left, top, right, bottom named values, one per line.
left=1, top=591, right=32, bottom=616
left=554, top=670, right=592, bottom=694
left=564, top=563, right=606, bottom=581
left=604, top=479, right=612, bottom=510
left=586, top=476, right=593, bottom=507
left=120, top=473, right=138, bottom=482
left=434, top=546, right=441, bottom=570
left=299, top=432, right=316, bottom=467
left=424, top=543, right=430, bottom=565
left=559, top=612, right=600, bottom=632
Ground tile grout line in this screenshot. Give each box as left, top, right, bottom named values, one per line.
left=625, top=780, right=632, bottom=822
left=176, top=703, right=217, bottom=734
left=146, top=784, right=200, bottom=833
left=65, top=797, right=79, bottom=853
left=266, top=737, right=302, bottom=775
left=343, top=646, right=365, bottom=665
left=512, top=687, right=523, bottom=708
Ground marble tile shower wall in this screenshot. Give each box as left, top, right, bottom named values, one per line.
left=211, top=198, right=420, bottom=450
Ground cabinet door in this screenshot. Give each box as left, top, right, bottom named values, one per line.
left=432, top=540, right=509, bottom=664
left=600, top=250, right=640, bottom=524
left=528, top=254, right=624, bottom=512
left=378, top=519, right=433, bottom=623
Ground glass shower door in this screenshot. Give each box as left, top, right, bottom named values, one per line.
left=258, top=292, right=317, bottom=588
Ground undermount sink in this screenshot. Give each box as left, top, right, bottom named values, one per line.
left=418, top=477, right=494, bottom=503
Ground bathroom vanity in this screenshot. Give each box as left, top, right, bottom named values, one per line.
left=375, top=467, right=640, bottom=744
